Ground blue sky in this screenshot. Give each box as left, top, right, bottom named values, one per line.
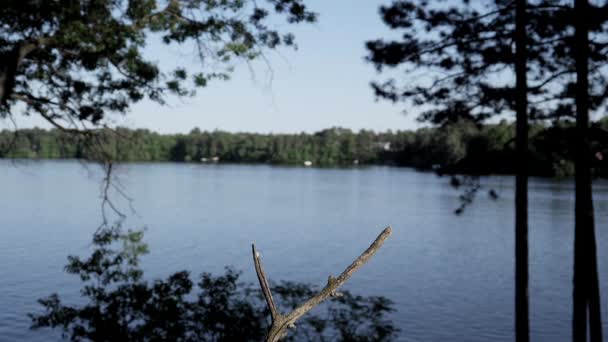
left=17, top=0, right=422, bottom=134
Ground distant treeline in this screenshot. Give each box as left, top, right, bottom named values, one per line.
left=3, top=120, right=608, bottom=177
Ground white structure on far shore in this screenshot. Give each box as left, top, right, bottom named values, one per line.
left=303, top=160, right=313, bottom=167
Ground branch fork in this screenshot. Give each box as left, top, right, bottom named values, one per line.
left=252, top=226, right=393, bottom=342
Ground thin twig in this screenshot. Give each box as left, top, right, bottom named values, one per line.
left=252, top=226, right=393, bottom=342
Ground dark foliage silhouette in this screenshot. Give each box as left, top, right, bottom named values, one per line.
left=366, top=0, right=608, bottom=340
left=365, top=10, right=540, bottom=317
left=0, top=0, right=315, bottom=131
left=30, top=226, right=398, bottom=341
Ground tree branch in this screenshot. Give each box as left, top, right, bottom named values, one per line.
left=252, top=243, right=279, bottom=322
left=10, top=93, right=88, bottom=135
left=252, top=226, right=393, bottom=342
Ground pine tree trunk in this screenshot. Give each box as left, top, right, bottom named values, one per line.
left=573, top=0, right=603, bottom=340
left=514, top=1, right=529, bottom=341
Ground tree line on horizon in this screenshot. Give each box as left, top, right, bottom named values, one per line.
left=3, top=119, right=608, bottom=178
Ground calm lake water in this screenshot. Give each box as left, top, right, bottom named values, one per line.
left=1, top=160, right=608, bottom=341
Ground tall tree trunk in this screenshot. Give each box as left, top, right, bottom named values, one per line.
left=0, top=51, right=20, bottom=106
left=0, top=40, right=45, bottom=106
left=514, top=1, right=529, bottom=341
left=573, top=0, right=603, bottom=341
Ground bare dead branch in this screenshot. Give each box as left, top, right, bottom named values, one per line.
left=252, top=226, right=393, bottom=342
left=252, top=244, right=279, bottom=322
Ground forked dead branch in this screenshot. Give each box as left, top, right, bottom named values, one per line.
left=252, top=226, right=393, bottom=342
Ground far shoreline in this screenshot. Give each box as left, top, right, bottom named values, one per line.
left=0, top=157, right=586, bottom=182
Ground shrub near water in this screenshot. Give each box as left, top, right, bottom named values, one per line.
left=30, top=227, right=397, bottom=341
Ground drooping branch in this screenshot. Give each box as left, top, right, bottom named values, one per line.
left=252, top=226, right=393, bottom=342
left=10, top=93, right=87, bottom=135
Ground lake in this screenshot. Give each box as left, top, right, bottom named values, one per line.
left=1, top=160, right=608, bottom=341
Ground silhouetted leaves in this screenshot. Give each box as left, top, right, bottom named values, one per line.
left=366, top=0, right=608, bottom=125
left=0, top=0, right=316, bottom=130
left=30, top=226, right=398, bottom=341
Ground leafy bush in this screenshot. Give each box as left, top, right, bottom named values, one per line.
left=30, top=227, right=397, bottom=341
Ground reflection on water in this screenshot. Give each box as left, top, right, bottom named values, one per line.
left=1, top=160, right=608, bottom=341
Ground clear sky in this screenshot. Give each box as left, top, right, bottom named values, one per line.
left=16, top=0, right=421, bottom=134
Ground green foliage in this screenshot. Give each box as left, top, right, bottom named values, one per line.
left=366, top=1, right=608, bottom=123
left=30, top=226, right=398, bottom=341
left=0, top=0, right=316, bottom=128
left=5, top=120, right=608, bottom=177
